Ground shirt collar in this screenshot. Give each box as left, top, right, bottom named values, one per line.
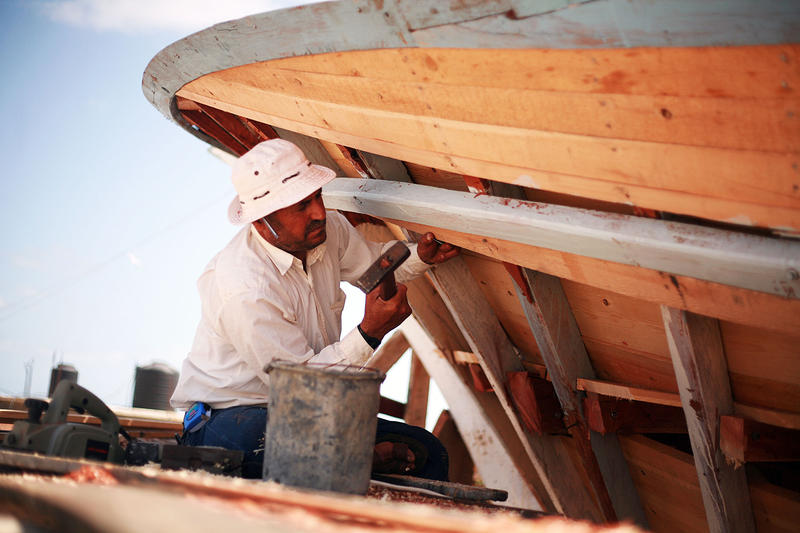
left=249, top=225, right=328, bottom=275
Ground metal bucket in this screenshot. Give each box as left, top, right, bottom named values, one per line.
left=263, top=361, right=384, bottom=494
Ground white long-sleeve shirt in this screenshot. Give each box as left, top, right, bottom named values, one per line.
left=170, top=210, right=429, bottom=409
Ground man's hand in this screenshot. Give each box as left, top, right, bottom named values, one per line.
left=360, top=282, right=412, bottom=341
left=417, top=232, right=460, bottom=265
left=372, top=441, right=415, bottom=474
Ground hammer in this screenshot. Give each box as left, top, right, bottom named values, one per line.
left=354, top=242, right=410, bottom=300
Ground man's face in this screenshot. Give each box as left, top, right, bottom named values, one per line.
left=264, top=189, right=327, bottom=253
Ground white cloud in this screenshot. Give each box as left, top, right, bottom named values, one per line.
left=0, top=296, right=6, bottom=308
left=126, top=251, right=142, bottom=268
left=40, top=0, right=323, bottom=34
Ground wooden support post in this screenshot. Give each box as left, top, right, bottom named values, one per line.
left=400, top=318, right=543, bottom=511
left=425, top=257, right=604, bottom=521
left=378, top=396, right=406, bottom=420
left=661, top=306, right=756, bottom=533
left=583, top=393, right=687, bottom=435
left=515, top=268, right=647, bottom=526
left=720, top=415, right=800, bottom=463
left=507, top=371, right=565, bottom=434
left=364, top=331, right=409, bottom=374
left=405, top=352, right=429, bottom=427
left=432, top=410, right=476, bottom=485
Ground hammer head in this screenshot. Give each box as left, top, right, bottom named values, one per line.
left=354, top=242, right=410, bottom=295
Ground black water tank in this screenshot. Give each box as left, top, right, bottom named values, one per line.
left=48, top=364, right=78, bottom=396
left=132, top=363, right=179, bottom=411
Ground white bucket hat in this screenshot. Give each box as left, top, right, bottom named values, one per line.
left=227, top=139, right=337, bottom=225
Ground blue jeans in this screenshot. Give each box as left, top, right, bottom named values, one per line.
left=181, top=406, right=449, bottom=481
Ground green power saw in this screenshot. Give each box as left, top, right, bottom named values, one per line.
left=2, top=380, right=124, bottom=463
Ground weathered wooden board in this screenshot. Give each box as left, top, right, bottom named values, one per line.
left=322, top=179, right=800, bottom=298
left=662, top=308, right=755, bottom=533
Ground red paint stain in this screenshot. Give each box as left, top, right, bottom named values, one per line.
left=598, top=70, right=636, bottom=93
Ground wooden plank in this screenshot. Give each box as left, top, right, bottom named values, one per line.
left=209, top=60, right=799, bottom=153
left=577, top=379, right=684, bottom=408
left=584, top=393, right=687, bottom=435
left=661, top=307, right=756, bottom=533
left=400, top=318, right=544, bottom=511
left=405, top=352, right=429, bottom=427
left=270, top=44, right=799, bottom=100
left=621, top=435, right=800, bottom=533
left=514, top=269, right=647, bottom=526
left=734, top=404, right=800, bottom=432
left=578, top=378, right=800, bottom=431
left=432, top=410, right=476, bottom=485
left=363, top=331, right=410, bottom=374
left=322, top=179, right=800, bottom=299
left=379, top=396, right=406, bottom=420
left=506, top=372, right=565, bottom=434
left=0, top=409, right=181, bottom=432
left=178, top=78, right=800, bottom=231
left=194, top=102, right=265, bottom=150
left=423, top=257, right=605, bottom=520
left=720, top=416, right=800, bottom=463
left=179, top=108, right=249, bottom=155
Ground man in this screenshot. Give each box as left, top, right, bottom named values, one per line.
left=171, top=138, right=459, bottom=479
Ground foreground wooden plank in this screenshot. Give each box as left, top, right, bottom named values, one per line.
left=661, top=307, right=756, bottom=533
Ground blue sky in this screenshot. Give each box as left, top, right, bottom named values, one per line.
left=0, top=0, right=439, bottom=418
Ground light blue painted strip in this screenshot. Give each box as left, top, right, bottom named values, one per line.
left=322, top=178, right=800, bottom=299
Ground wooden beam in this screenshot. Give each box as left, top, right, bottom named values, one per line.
left=577, top=379, right=683, bottom=407
left=322, top=178, right=800, bottom=299
left=584, top=393, right=687, bottom=435
left=194, top=102, right=265, bottom=150
left=423, top=257, right=604, bottom=521
left=661, top=307, right=756, bottom=533
left=378, top=396, right=406, bottom=420
left=506, top=372, right=565, bottom=435
left=431, top=410, right=476, bottom=485
left=578, top=378, right=800, bottom=431
left=363, top=331, right=409, bottom=374
left=179, top=108, right=249, bottom=155
left=400, top=318, right=543, bottom=511
left=720, top=416, right=800, bottom=463
left=404, top=352, right=429, bottom=427
left=514, top=268, right=648, bottom=526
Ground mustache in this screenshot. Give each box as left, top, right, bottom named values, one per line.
left=306, top=221, right=326, bottom=234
